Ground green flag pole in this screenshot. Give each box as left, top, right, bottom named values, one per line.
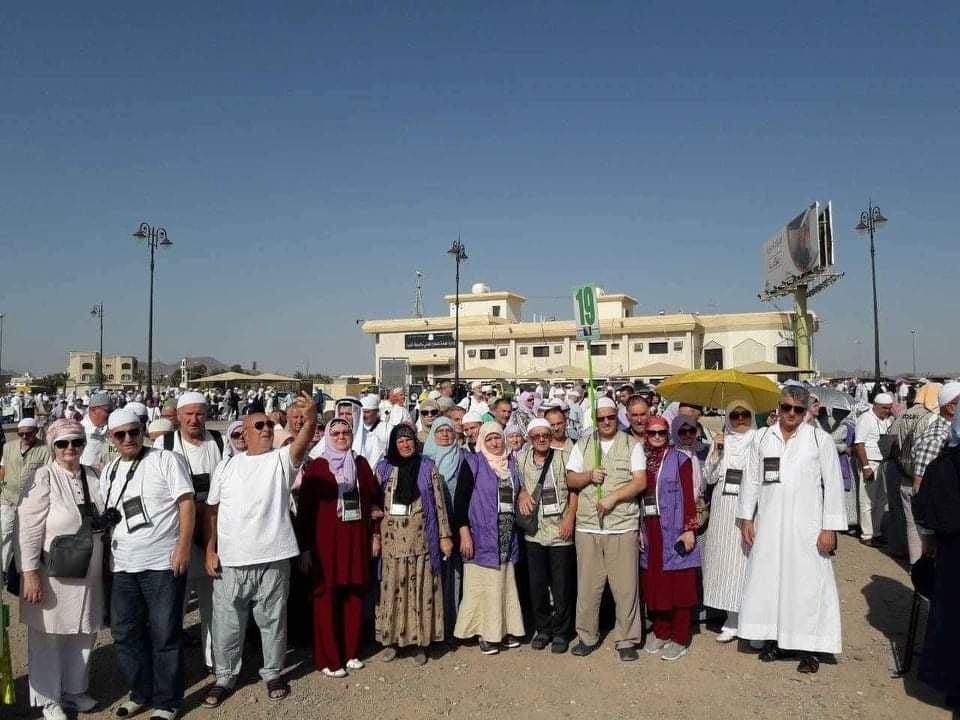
left=586, top=340, right=602, bottom=528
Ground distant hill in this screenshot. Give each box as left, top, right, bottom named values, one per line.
left=152, top=356, right=228, bottom=379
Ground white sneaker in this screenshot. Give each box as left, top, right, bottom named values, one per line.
left=346, top=658, right=365, bottom=670
left=43, top=704, right=68, bottom=720
left=645, top=637, right=668, bottom=654
left=321, top=667, right=347, bottom=678
left=660, top=641, right=689, bottom=661
left=715, top=629, right=737, bottom=644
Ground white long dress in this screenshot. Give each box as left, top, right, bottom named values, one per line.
left=701, top=429, right=755, bottom=612
left=736, top=423, right=847, bottom=654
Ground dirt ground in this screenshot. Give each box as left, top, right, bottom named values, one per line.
left=2, top=531, right=952, bottom=720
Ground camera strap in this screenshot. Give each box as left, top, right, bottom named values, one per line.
left=106, top=448, right=147, bottom=511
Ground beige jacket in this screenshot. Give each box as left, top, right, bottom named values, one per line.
left=17, top=461, right=105, bottom=635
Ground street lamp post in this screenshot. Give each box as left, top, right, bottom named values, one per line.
left=910, top=330, right=918, bottom=376
left=133, top=222, right=172, bottom=398
left=0, top=313, right=5, bottom=392
left=447, top=237, right=468, bottom=395
left=855, top=202, right=888, bottom=389
left=91, top=303, right=104, bottom=389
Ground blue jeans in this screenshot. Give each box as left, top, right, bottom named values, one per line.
left=111, top=570, right=187, bottom=712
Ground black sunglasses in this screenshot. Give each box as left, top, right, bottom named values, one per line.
left=597, top=414, right=618, bottom=422
left=678, top=427, right=698, bottom=435
left=647, top=429, right=669, bottom=437
left=17, top=431, right=36, bottom=438
left=729, top=410, right=751, bottom=421
left=779, top=403, right=807, bottom=415
left=54, top=438, right=86, bottom=449
left=254, top=420, right=276, bottom=431
left=421, top=410, right=439, bottom=417
left=112, top=428, right=141, bottom=441
left=230, top=431, right=243, bottom=439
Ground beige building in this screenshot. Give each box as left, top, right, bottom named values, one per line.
left=361, top=284, right=817, bottom=385
left=67, top=351, right=138, bottom=393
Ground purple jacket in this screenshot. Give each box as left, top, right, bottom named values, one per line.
left=463, top=453, right=521, bottom=570
left=642, top=448, right=702, bottom=571
left=376, top=456, right=444, bottom=576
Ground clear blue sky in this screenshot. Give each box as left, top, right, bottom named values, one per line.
left=2, top=2, right=958, bottom=376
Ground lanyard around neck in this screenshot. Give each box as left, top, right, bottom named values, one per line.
left=106, top=448, right=147, bottom=511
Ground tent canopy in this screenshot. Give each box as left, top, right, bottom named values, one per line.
left=524, top=365, right=589, bottom=380
left=734, top=360, right=815, bottom=375
left=435, top=366, right=513, bottom=381
left=190, top=371, right=302, bottom=385
left=630, top=362, right=689, bottom=377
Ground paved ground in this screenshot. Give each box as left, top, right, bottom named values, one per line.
left=2, top=531, right=952, bottom=720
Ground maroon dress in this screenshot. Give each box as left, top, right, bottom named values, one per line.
left=297, top=455, right=382, bottom=671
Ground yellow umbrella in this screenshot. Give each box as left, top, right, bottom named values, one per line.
left=656, top=369, right=782, bottom=413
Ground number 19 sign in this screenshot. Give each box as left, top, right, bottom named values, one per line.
left=573, top=284, right=600, bottom=341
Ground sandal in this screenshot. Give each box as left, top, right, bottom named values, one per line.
left=149, top=710, right=177, bottom=720
left=116, top=700, right=146, bottom=718
left=202, top=685, right=231, bottom=709
left=266, top=678, right=290, bottom=701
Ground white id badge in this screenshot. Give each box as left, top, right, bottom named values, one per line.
left=763, top=457, right=781, bottom=485
left=389, top=502, right=410, bottom=517
left=498, top=484, right=514, bottom=514
left=722, top=469, right=743, bottom=497
left=122, top=496, right=151, bottom=531
left=340, top=490, right=361, bottom=522
left=642, top=494, right=659, bottom=517
left=540, top=486, right=562, bottom=517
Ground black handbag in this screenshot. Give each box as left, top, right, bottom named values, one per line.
left=43, top=467, right=97, bottom=579
left=515, top=449, right=555, bottom=537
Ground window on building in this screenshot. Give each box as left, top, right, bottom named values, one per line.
left=633, top=342, right=644, bottom=352
left=479, top=349, right=495, bottom=360
left=673, top=341, right=684, bottom=352
left=81, top=362, right=93, bottom=370
left=498, top=347, right=508, bottom=356
left=611, top=343, right=620, bottom=350
left=776, top=346, right=798, bottom=367
left=467, top=350, right=477, bottom=358
left=553, top=345, right=563, bottom=354
left=532, top=346, right=549, bottom=358
left=375, top=333, right=380, bottom=344
left=590, top=344, right=607, bottom=356
left=519, top=347, right=529, bottom=355
left=575, top=343, right=585, bottom=351
left=704, top=348, right=724, bottom=370
left=122, top=374, right=131, bottom=381
left=109, top=374, right=115, bottom=380
left=649, top=342, right=669, bottom=355
left=81, top=374, right=90, bottom=381
left=121, top=363, right=131, bottom=370
left=492, top=305, right=501, bottom=317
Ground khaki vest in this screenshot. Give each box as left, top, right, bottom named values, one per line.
left=1, top=443, right=52, bottom=506
left=518, top=447, right=573, bottom=547
left=577, top=432, right=639, bottom=532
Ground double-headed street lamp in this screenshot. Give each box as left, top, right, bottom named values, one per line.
left=90, top=303, right=104, bottom=388
left=447, top=237, right=468, bottom=394
left=0, top=312, right=5, bottom=392
left=910, top=329, right=918, bottom=376
left=855, top=202, right=888, bottom=389
left=133, top=222, right=172, bottom=398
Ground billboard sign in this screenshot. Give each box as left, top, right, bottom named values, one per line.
left=379, top=357, right=409, bottom=390
left=761, top=201, right=834, bottom=295
left=404, top=332, right=455, bottom=350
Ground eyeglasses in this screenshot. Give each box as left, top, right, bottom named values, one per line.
left=597, top=414, right=617, bottom=422
left=421, top=410, right=438, bottom=417
left=17, top=432, right=36, bottom=438
left=529, top=433, right=551, bottom=441
left=647, top=429, right=669, bottom=437
left=112, top=428, right=141, bottom=441
left=729, top=410, right=751, bottom=421
left=54, top=438, right=86, bottom=449
left=230, top=431, right=243, bottom=439
left=678, top=427, right=698, bottom=436
left=779, top=403, right=807, bottom=415
left=329, top=431, right=351, bottom=438
left=253, top=420, right=276, bottom=431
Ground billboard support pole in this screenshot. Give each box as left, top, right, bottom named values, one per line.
left=793, top=284, right=811, bottom=371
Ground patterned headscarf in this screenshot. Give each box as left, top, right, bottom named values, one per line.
left=46, top=418, right=84, bottom=449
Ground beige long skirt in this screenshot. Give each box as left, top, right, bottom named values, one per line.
left=454, top=562, right=525, bottom=642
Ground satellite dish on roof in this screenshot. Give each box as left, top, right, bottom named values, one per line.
left=471, top=282, right=491, bottom=294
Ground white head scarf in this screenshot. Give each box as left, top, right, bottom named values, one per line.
left=722, top=399, right=757, bottom=467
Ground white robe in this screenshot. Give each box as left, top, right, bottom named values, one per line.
left=736, top=422, right=846, bottom=654
left=353, top=422, right=388, bottom=468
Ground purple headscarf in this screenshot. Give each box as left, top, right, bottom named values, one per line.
left=321, top=418, right=357, bottom=489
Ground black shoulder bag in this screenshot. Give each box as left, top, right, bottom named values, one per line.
left=44, top=467, right=99, bottom=578
left=515, top=449, right=555, bottom=537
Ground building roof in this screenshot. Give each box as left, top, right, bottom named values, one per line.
left=442, top=290, right=528, bottom=303
left=597, top=293, right=639, bottom=306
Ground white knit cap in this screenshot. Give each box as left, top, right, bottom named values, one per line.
left=938, top=382, right=960, bottom=408
left=360, top=395, right=381, bottom=411
left=463, top=409, right=485, bottom=425
left=597, top=397, right=617, bottom=410
left=527, top=418, right=551, bottom=433
left=108, top=408, right=142, bottom=430
left=177, top=391, right=207, bottom=409
left=873, top=393, right=894, bottom=405
left=17, top=418, right=38, bottom=429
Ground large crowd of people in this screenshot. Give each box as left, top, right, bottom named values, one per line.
left=2, top=373, right=960, bottom=719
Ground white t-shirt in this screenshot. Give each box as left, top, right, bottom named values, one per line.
left=80, top=414, right=109, bottom=469
left=565, top=438, right=647, bottom=473
left=100, top=448, right=195, bottom=573
left=855, top=411, right=892, bottom=462
left=154, top=431, right=222, bottom=502
left=207, top=445, right=300, bottom=567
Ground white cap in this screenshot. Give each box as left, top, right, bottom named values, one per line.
left=360, top=395, right=381, bottom=411
left=470, top=381, right=482, bottom=390
left=481, top=385, right=493, bottom=392
left=108, top=408, right=142, bottom=430
left=939, top=382, right=960, bottom=408
left=177, top=391, right=207, bottom=409
left=527, top=418, right=551, bottom=433
left=148, top=418, right=175, bottom=435
left=463, top=410, right=485, bottom=425
left=873, top=393, right=894, bottom=405
left=17, top=418, right=38, bottom=430
left=126, top=401, right=148, bottom=417
left=597, top=397, right=617, bottom=410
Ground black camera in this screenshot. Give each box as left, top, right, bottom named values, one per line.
left=91, top=508, right=123, bottom=532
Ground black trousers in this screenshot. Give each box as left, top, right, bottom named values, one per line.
left=525, top=541, right=576, bottom=641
